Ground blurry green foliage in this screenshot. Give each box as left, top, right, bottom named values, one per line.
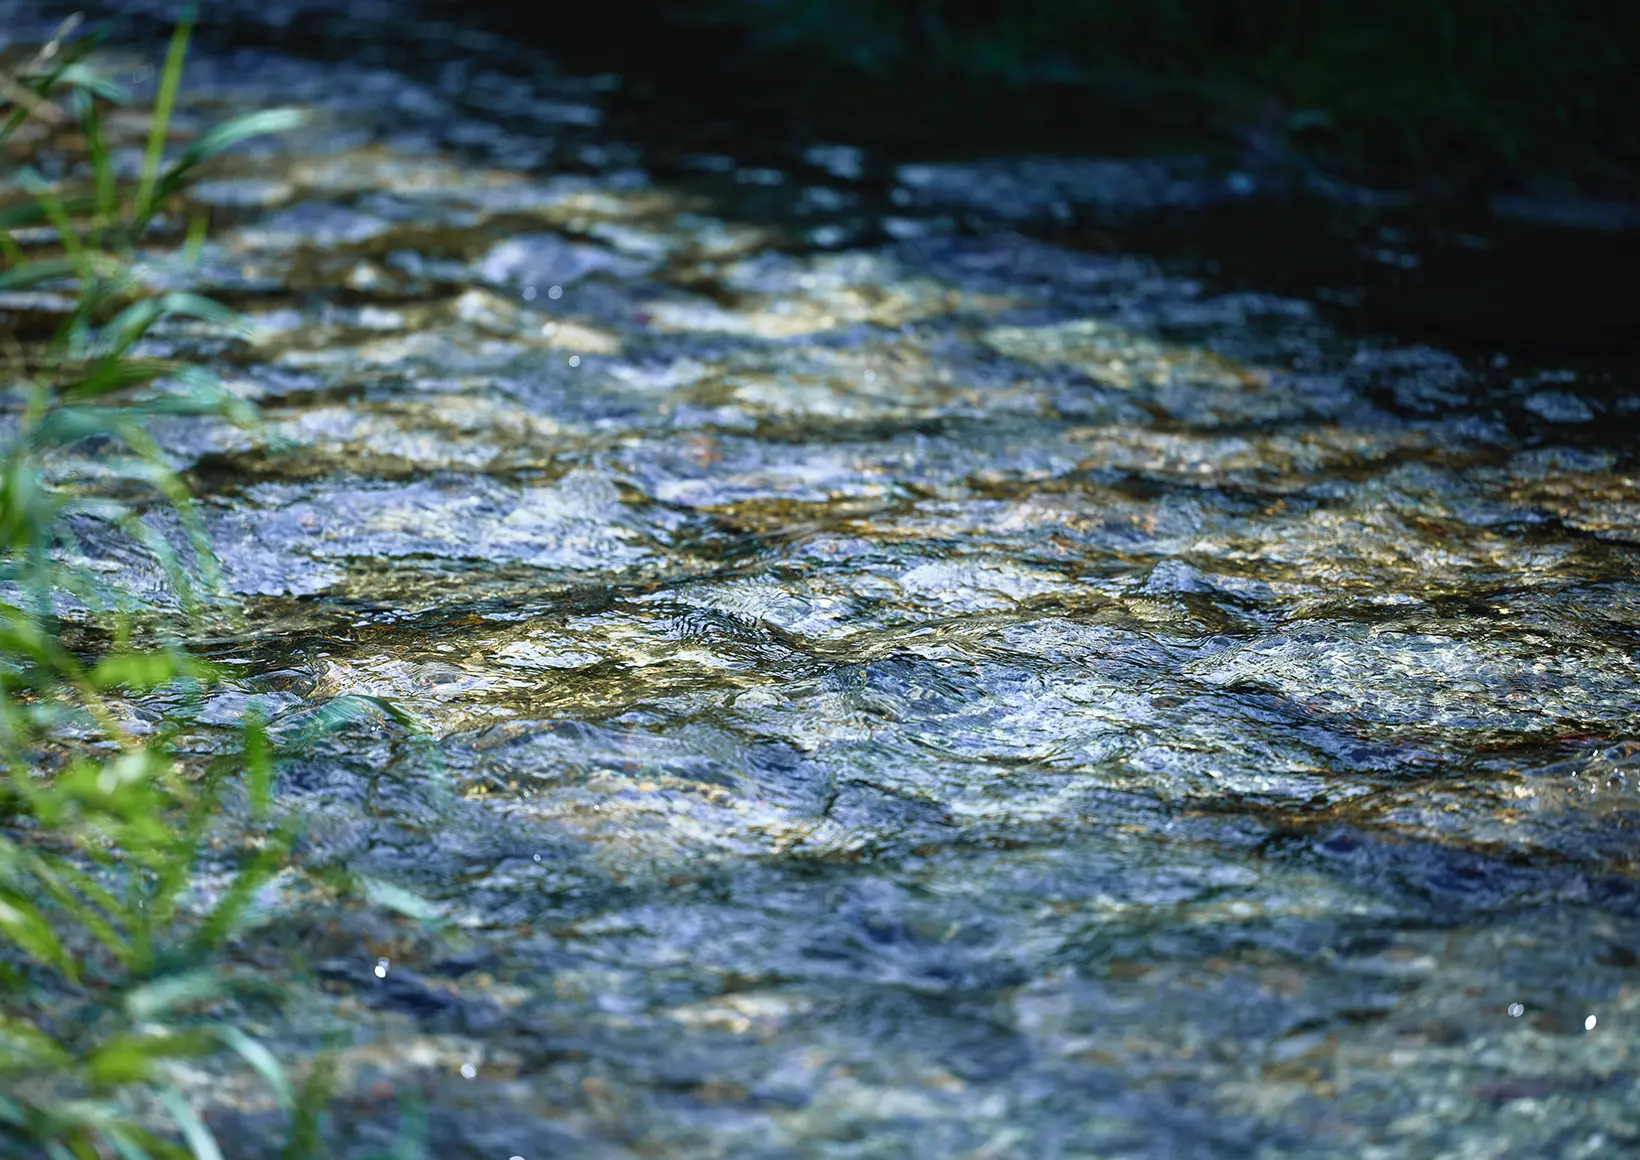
left=0, top=14, right=320, bottom=1159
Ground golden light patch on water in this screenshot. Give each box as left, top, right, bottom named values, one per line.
left=1064, top=424, right=1430, bottom=486
left=257, top=392, right=578, bottom=472
left=648, top=270, right=1009, bottom=338
left=581, top=213, right=776, bottom=262
left=249, top=290, right=625, bottom=371
left=984, top=316, right=1270, bottom=390
left=286, top=146, right=528, bottom=196
left=502, top=782, right=813, bottom=873
left=1508, top=471, right=1640, bottom=542
left=665, top=992, right=817, bottom=1036
left=454, top=289, right=622, bottom=352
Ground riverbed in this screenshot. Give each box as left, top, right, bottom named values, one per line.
left=7, top=3, right=1639, bottom=1156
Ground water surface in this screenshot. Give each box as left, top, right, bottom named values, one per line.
left=6, top=3, right=1639, bottom=1155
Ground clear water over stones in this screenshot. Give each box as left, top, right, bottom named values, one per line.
left=9, top=3, right=1640, bottom=1155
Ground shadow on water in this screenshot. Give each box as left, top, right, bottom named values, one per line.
left=443, top=0, right=1640, bottom=365
left=97, top=0, right=1640, bottom=366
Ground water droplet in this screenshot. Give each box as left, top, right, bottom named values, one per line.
left=374, top=958, right=389, bottom=979
left=1585, top=1014, right=1598, bottom=1031
left=533, top=853, right=542, bottom=862
left=547, top=285, right=563, bottom=300
left=1508, top=1002, right=1524, bottom=1018
left=460, top=1062, right=477, bottom=1078
left=522, top=286, right=537, bottom=301
left=568, top=355, right=581, bottom=368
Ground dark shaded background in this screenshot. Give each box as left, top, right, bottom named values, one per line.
left=479, top=0, right=1638, bottom=196
left=84, top=0, right=1634, bottom=195
left=39, top=1, right=1640, bottom=367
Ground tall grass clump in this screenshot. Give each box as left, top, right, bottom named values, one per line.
left=0, top=14, right=316, bottom=1157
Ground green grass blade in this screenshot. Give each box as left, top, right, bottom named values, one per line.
left=0, top=255, right=88, bottom=293
left=188, top=838, right=286, bottom=957
left=112, top=509, right=206, bottom=622
left=150, top=109, right=305, bottom=208
left=60, top=357, right=177, bottom=401
left=213, top=1025, right=294, bottom=1109
left=54, top=63, right=132, bottom=105
left=156, top=1088, right=223, bottom=1160
left=0, top=890, right=76, bottom=978
left=134, top=19, right=194, bottom=227
left=75, top=90, right=117, bottom=251
left=107, top=417, right=234, bottom=611
left=124, top=970, right=228, bottom=1022
left=278, top=1055, right=337, bottom=1160
left=105, top=1127, right=161, bottom=1160
left=23, top=853, right=133, bottom=967
left=0, top=1014, right=74, bottom=1072
left=244, top=713, right=273, bottom=820
left=0, top=194, right=101, bottom=232
left=12, top=171, right=92, bottom=287
left=101, top=291, right=251, bottom=351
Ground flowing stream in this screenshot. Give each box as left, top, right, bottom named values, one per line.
left=6, top=3, right=1639, bottom=1155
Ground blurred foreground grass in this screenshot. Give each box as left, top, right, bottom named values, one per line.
left=0, top=14, right=340, bottom=1158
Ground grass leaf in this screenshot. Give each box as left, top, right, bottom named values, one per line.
left=124, top=970, right=228, bottom=1023
left=54, top=63, right=132, bottom=105
left=278, top=1055, right=337, bottom=1160
left=156, top=1088, right=223, bottom=1160
left=244, top=713, right=273, bottom=820
left=133, top=20, right=193, bottom=225
left=214, top=1025, right=294, bottom=1110
left=151, top=109, right=305, bottom=207
left=0, top=891, right=76, bottom=978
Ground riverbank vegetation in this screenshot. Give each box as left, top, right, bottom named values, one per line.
left=0, top=16, right=322, bottom=1157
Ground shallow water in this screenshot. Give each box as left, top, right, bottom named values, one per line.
left=6, top=3, right=1640, bottom=1156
